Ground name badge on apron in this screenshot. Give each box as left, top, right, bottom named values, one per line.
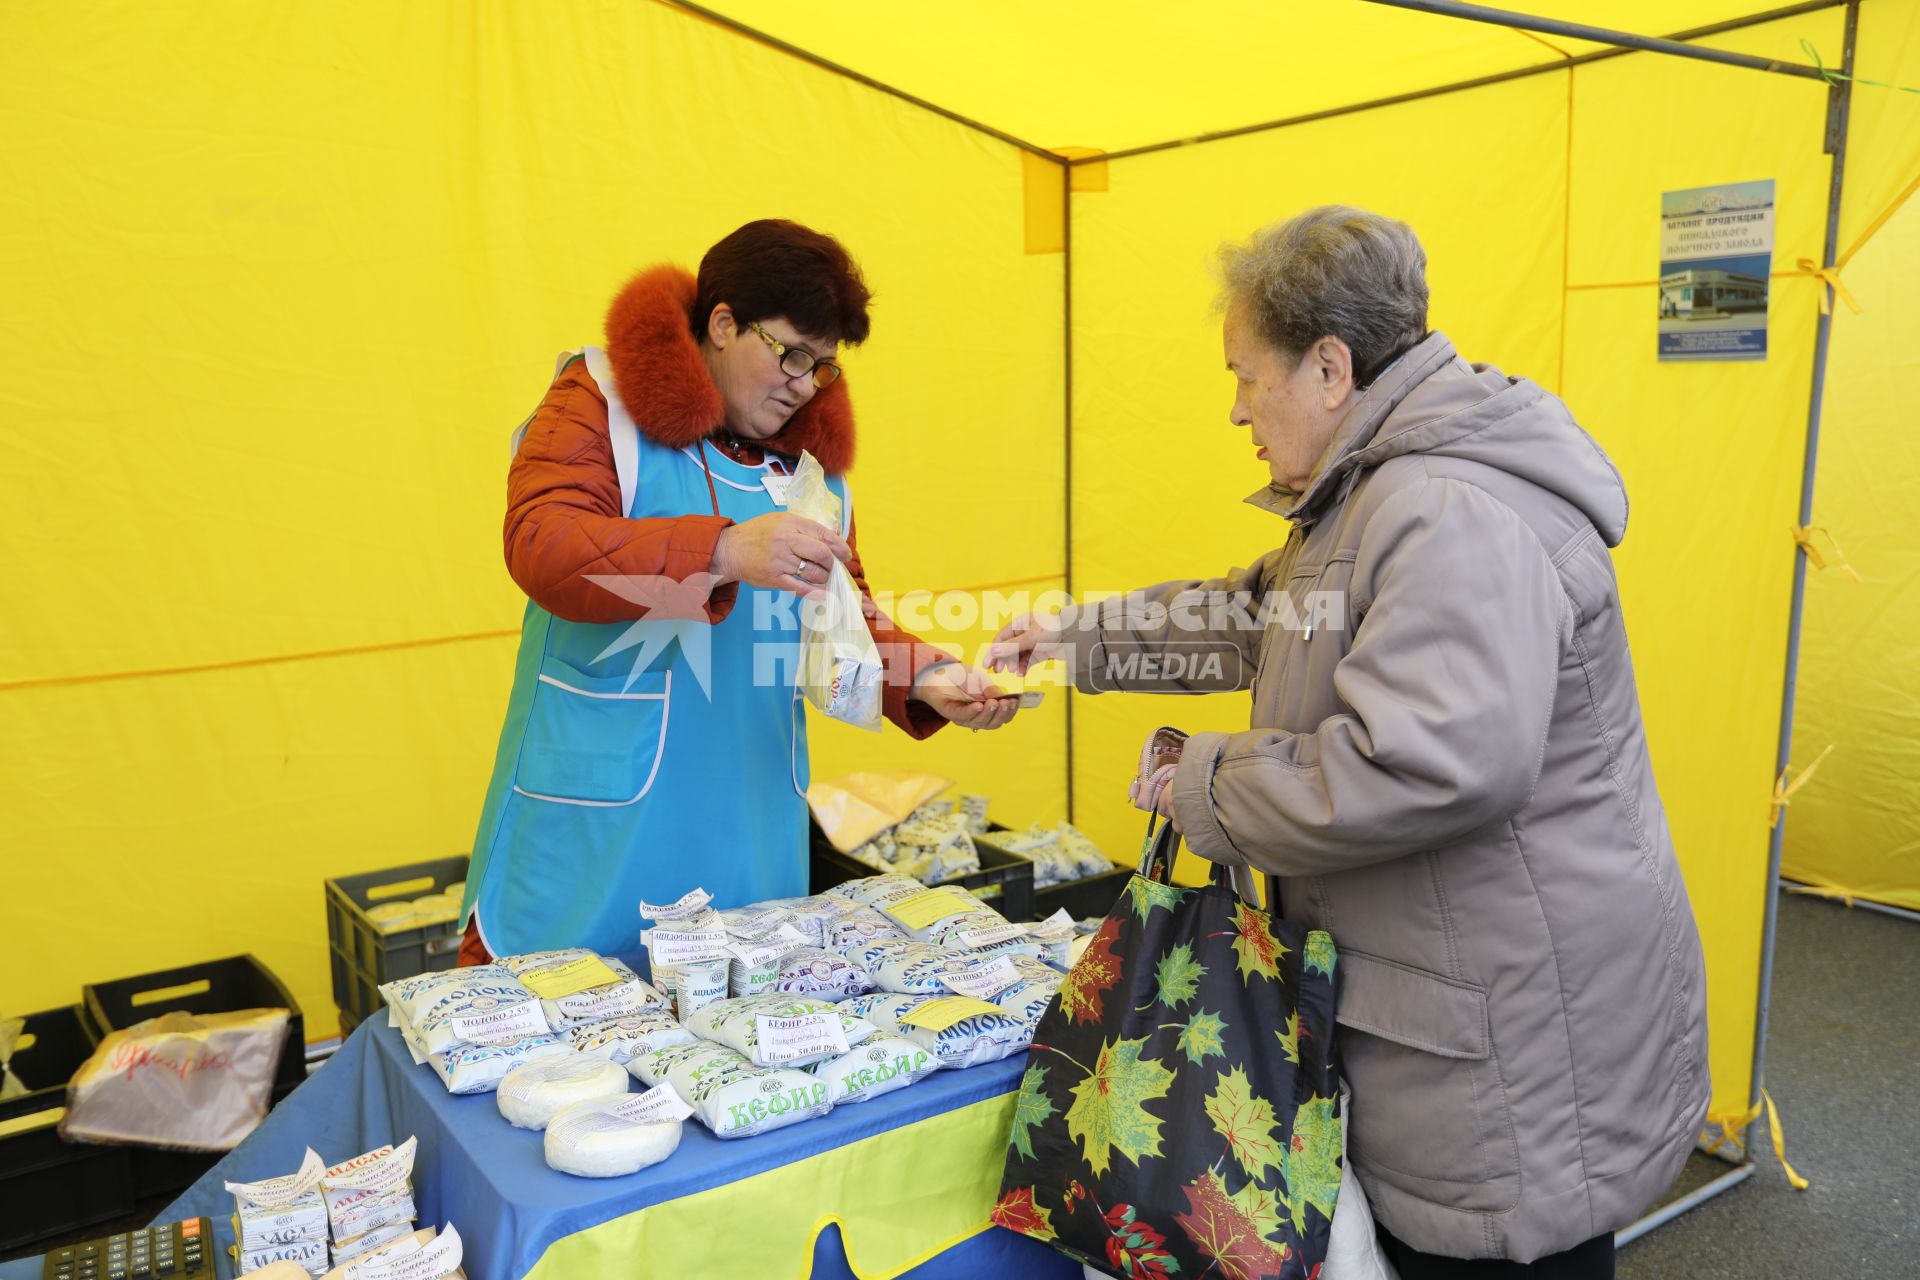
left=762, top=473, right=794, bottom=506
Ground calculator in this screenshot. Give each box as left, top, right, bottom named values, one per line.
left=42, top=1217, right=213, bottom=1279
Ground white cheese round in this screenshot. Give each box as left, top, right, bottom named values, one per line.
left=543, top=1099, right=683, bottom=1177
left=496, top=1054, right=630, bottom=1130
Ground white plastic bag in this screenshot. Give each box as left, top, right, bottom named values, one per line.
left=61, top=1009, right=289, bottom=1151
left=787, top=451, right=883, bottom=730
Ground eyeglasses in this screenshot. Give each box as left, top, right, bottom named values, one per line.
left=746, top=320, right=841, bottom=388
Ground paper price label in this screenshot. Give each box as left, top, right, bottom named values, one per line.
left=1027, top=909, right=1077, bottom=942
left=336, top=1234, right=425, bottom=1278
left=730, top=931, right=807, bottom=970
left=357, top=1224, right=462, bottom=1280
left=448, top=1001, right=549, bottom=1045
left=726, top=909, right=790, bottom=939
left=938, top=956, right=1022, bottom=1000
left=519, top=955, right=622, bottom=999
left=755, top=1013, right=851, bottom=1065
left=956, top=921, right=1030, bottom=949
left=882, top=888, right=980, bottom=932
left=647, top=927, right=734, bottom=966
left=637, top=888, right=714, bottom=921
left=899, top=996, right=1005, bottom=1032
left=227, top=1147, right=326, bottom=1208
left=614, top=1082, right=695, bottom=1124
left=325, top=1136, right=418, bottom=1195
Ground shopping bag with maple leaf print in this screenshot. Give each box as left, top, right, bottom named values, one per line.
left=995, top=817, right=1342, bottom=1280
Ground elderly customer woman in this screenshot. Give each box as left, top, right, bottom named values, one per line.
left=460, top=219, right=1014, bottom=963
left=993, top=206, right=1708, bottom=1278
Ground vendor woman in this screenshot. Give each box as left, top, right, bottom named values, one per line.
left=459, top=219, right=1016, bottom=962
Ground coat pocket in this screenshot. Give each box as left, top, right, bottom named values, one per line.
left=1335, top=949, right=1520, bottom=1213
left=512, top=657, right=670, bottom=806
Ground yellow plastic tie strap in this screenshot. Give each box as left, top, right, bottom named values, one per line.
left=1794, top=259, right=1862, bottom=315
left=1793, top=525, right=1863, bottom=581
left=1770, top=743, right=1836, bottom=831
left=1701, top=1092, right=1810, bottom=1190
left=1762, top=1089, right=1811, bottom=1190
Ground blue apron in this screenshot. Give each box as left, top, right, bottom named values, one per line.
left=461, top=347, right=849, bottom=958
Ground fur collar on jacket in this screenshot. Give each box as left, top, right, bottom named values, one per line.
left=603, top=264, right=856, bottom=473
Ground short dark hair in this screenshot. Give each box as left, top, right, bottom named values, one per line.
left=692, top=219, right=873, bottom=346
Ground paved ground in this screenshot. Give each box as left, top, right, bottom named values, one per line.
left=1619, top=891, right=1918, bottom=1278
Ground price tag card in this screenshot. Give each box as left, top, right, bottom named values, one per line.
left=730, top=928, right=808, bottom=969
left=518, top=955, right=622, bottom=999
left=646, top=928, right=734, bottom=966
left=755, top=1013, right=851, bottom=1065
left=956, top=921, right=1030, bottom=949
left=637, top=888, right=714, bottom=921
left=883, top=887, right=980, bottom=932
left=614, top=1082, right=695, bottom=1124
left=448, top=1002, right=549, bottom=1045
left=356, top=1225, right=462, bottom=1280
left=1027, top=909, right=1077, bottom=943
left=938, top=955, right=1022, bottom=1000
left=899, top=996, right=1005, bottom=1032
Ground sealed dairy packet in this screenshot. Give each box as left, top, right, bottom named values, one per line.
left=379, top=967, right=549, bottom=1056
left=751, top=896, right=842, bottom=948
left=428, top=1034, right=571, bottom=1094
left=769, top=947, right=874, bottom=1001
left=820, top=903, right=908, bottom=951
left=823, top=875, right=931, bottom=913
left=653, top=957, right=730, bottom=1019
left=628, top=1040, right=831, bottom=1139
left=568, top=1010, right=696, bottom=1064
left=789, top=452, right=881, bottom=730
left=842, top=992, right=1032, bottom=1068
left=683, top=995, right=875, bottom=1067
left=808, top=1032, right=937, bottom=1105
left=993, top=976, right=1063, bottom=1033
left=333, top=1220, right=418, bottom=1264
left=502, top=952, right=670, bottom=1027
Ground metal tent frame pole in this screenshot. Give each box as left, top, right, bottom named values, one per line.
left=1779, top=879, right=1920, bottom=924
left=1751, top=0, right=1858, bottom=1145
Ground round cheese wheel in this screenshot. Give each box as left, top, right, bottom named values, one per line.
left=543, top=1099, right=683, bottom=1177
left=496, top=1054, right=630, bottom=1130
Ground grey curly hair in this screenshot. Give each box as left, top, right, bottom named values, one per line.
left=1218, top=206, right=1429, bottom=384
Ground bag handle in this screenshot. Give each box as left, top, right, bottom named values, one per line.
left=1137, top=814, right=1262, bottom=902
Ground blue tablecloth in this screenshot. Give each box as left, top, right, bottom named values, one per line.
left=2, top=1020, right=1078, bottom=1280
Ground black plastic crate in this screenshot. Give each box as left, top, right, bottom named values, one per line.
left=326, top=855, right=469, bottom=1030
left=973, top=829, right=1135, bottom=923
left=0, top=1005, right=134, bottom=1251
left=809, top=821, right=1035, bottom=923
left=83, top=954, right=304, bottom=1096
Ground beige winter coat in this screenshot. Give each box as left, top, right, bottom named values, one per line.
left=1068, top=332, right=1710, bottom=1261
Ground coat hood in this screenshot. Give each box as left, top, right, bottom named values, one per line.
left=1249, top=332, right=1628, bottom=546
left=603, top=264, right=857, bottom=473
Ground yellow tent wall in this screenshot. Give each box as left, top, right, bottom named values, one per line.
left=1782, top=0, right=1920, bottom=913
left=0, top=1, right=1066, bottom=1026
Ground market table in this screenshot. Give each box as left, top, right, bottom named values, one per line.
left=1, top=1017, right=1079, bottom=1280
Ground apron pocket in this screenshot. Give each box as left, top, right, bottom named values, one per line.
left=513, top=659, right=670, bottom=806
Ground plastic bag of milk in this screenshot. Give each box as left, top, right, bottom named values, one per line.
left=808, top=1032, right=937, bottom=1106
left=842, top=993, right=1031, bottom=1069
